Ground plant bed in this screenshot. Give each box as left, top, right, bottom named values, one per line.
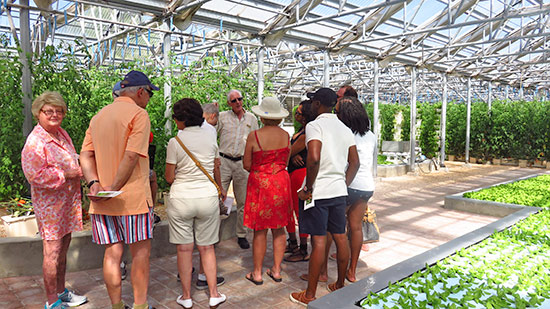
left=311, top=175, right=550, bottom=309
left=462, top=174, right=550, bottom=208
left=356, top=209, right=549, bottom=308
left=444, top=173, right=549, bottom=217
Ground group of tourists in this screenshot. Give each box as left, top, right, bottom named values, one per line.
left=21, top=69, right=375, bottom=309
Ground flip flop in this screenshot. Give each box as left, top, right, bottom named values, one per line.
left=245, top=272, right=263, bottom=285
left=266, top=269, right=282, bottom=282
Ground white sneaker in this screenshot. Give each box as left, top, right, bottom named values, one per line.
left=176, top=295, right=193, bottom=308
left=209, top=293, right=226, bottom=308
left=57, top=288, right=87, bottom=307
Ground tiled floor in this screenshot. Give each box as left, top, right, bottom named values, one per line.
left=2, top=163, right=546, bottom=308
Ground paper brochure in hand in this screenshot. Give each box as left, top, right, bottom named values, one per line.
left=87, top=191, right=123, bottom=198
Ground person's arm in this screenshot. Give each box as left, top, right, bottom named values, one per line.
left=298, top=139, right=321, bottom=200
left=345, top=145, right=360, bottom=186
left=290, top=134, right=306, bottom=157
left=107, top=150, right=139, bottom=191
left=243, top=131, right=255, bottom=172
left=165, top=163, right=176, bottom=184
left=289, top=134, right=306, bottom=167
left=213, top=159, right=227, bottom=201
left=80, top=150, right=106, bottom=198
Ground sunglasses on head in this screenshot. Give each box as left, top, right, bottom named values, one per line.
left=231, top=97, right=243, bottom=103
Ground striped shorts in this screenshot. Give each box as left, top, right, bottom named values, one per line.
left=91, top=208, right=154, bottom=245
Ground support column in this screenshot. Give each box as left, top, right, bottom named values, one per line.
left=257, top=46, right=265, bottom=104
left=372, top=59, right=380, bottom=177
left=20, top=0, right=32, bottom=137
left=323, top=50, right=330, bottom=87
left=465, top=77, right=472, bottom=164
left=505, top=85, right=510, bottom=101
left=163, top=31, right=172, bottom=133
left=440, top=73, right=447, bottom=167
left=487, top=81, right=492, bottom=110
left=409, top=67, right=417, bottom=173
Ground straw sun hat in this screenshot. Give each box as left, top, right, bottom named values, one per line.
left=251, top=97, right=289, bottom=120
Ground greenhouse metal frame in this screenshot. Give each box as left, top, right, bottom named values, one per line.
left=1, top=0, right=550, bottom=171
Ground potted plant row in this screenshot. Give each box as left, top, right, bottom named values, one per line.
left=0, top=197, right=39, bottom=237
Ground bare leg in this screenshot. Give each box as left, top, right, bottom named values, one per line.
left=103, top=242, right=124, bottom=305
left=251, top=229, right=268, bottom=281
left=42, top=237, right=66, bottom=304
left=270, top=228, right=285, bottom=277
left=331, top=233, right=350, bottom=289
left=56, top=234, right=71, bottom=293
left=197, top=244, right=221, bottom=298
left=129, top=239, right=151, bottom=305
left=176, top=243, right=194, bottom=300
left=320, top=233, right=332, bottom=282
left=305, top=235, right=327, bottom=299
left=347, top=200, right=368, bottom=282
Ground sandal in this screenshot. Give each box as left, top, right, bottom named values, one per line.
left=284, top=248, right=309, bottom=262
left=285, top=238, right=299, bottom=253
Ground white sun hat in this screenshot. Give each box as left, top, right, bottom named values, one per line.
left=251, top=97, right=289, bottom=120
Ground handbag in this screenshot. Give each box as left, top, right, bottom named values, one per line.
left=362, top=206, right=380, bottom=243
left=174, top=136, right=229, bottom=219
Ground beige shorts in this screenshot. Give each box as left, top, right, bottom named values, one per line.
left=167, top=195, right=220, bottom=246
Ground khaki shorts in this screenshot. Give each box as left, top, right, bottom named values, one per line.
left=167, top=195, right=220, bottom=246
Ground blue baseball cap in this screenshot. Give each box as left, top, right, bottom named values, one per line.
left=112, top=81, right=122, bottom=96
left=120, top=70, right=159, bottom=90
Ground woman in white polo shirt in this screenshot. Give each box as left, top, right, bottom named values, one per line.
left=165, top=98, right=226, bottom=309
left=335, top=96, right=376, bottom=283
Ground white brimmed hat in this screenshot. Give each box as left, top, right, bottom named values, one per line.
left=251, top=97, right=289, bottom=120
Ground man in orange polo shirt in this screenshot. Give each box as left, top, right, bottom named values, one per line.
left=80, top=70, right=158, bottom=309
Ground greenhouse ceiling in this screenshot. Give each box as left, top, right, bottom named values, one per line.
left=1, top=0, right=550, bottom=103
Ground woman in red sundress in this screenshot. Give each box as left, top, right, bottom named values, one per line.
left=243, top=97, right=292, bottom=285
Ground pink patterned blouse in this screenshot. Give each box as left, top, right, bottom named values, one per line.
left=21, top=124, right=83, bottom=240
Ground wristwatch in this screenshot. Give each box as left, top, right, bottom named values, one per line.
left=302, top=185, right=312, bottom=194
left=87, top=179, right=99, bottom=188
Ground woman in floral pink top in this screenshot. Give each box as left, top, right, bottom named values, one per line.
left=21, top=91, right=87, bottom=309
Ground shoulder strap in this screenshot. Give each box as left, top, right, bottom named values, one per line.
left=174, top=136, right=221, bottom=196
left=254, top=131, right=263, bottom=151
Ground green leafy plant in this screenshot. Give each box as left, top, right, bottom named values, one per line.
left=464, top=174, right=550, bottom=208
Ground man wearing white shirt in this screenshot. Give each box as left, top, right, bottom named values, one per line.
left=202, top=103, right=219, bottom=137
left=290, top=88, right=360, bottom=306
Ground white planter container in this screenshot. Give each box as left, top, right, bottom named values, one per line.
left=1, top=214, right=39, bottom=237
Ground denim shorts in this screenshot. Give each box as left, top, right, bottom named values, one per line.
left=299, top=196, right=347, bottom=236
left=346, top=188, right=374, bottom=207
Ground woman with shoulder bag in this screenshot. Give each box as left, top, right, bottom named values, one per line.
left=165, top=98, right=227, bottom=309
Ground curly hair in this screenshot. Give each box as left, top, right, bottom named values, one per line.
left=172, top=98, right=204, bottom=127
left=300, top=99, right=315, bottom=124
left=337, top=96, right=370, bottom=136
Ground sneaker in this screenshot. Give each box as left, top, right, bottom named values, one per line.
left=289, top=290, right=315, bottom=307
left=58, top=288, right=87, bottom=307
left=209, top=293, right=226, bottom=308
left=237, top=237, right=250, bottom=249
left=176, top=295, right=193, bottom=309
left=196, top=276, right=225, bottom=290
left=45, top=299, right=67, bottom=309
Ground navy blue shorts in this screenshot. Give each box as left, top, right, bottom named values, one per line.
left=346, top=188, right=373, bottom=206
left=299, top=196, right=347, bottom=236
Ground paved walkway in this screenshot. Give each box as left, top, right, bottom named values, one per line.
left=1, top=163, right=546, bottom=308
